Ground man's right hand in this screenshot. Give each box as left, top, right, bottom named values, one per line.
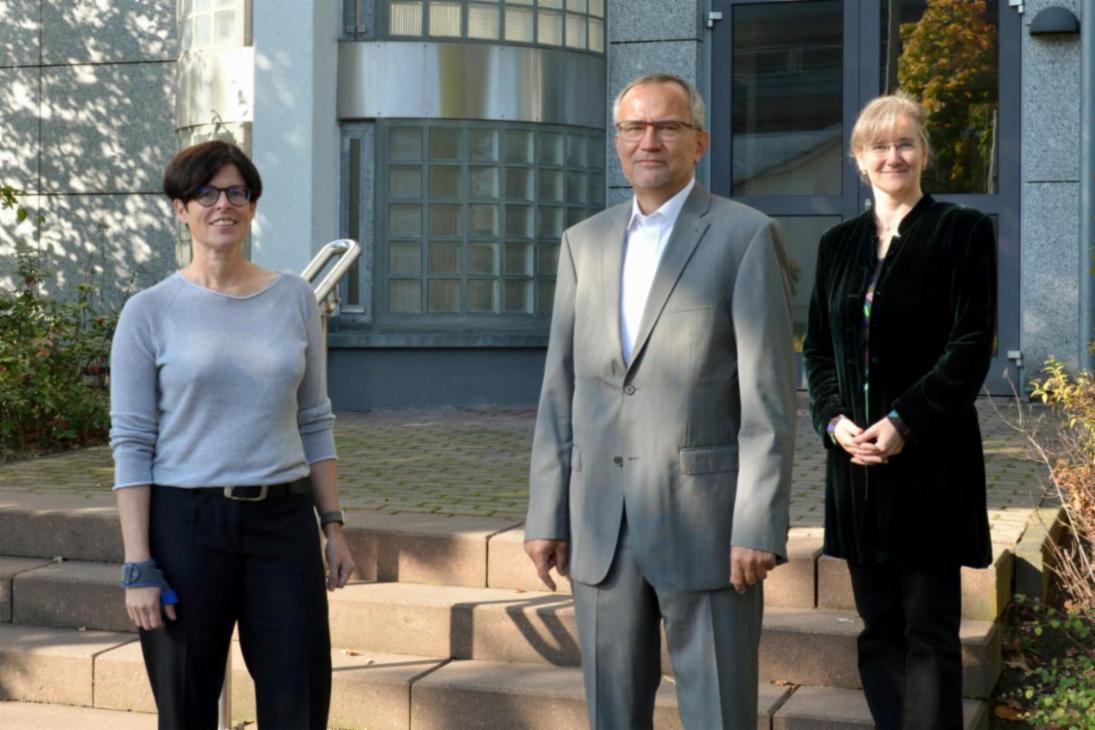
left=524, top=539, right=569, bottom=592
left=126, top=586, right=176, bottom=631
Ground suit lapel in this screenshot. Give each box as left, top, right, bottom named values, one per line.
left=625, top=185, right=712, bottom=376
left=599, top=204, right=631, bottom=371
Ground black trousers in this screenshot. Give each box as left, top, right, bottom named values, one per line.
left=139, top=487, right=332, bottom=730
left=846, top=560, right=963, bottom=730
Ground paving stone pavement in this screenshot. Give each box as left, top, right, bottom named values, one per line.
left=0, top=396, right=1052, bottom=535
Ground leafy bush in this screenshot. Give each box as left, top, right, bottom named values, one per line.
left=0, top=248, right=116, bottom=459
left=1000, top=596, right=1095, bottom=729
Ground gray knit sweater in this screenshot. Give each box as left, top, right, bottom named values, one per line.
left=109, top=272, right=336, bottom=489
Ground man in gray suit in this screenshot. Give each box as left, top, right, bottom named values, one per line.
left=524, top=73, right=796, bottom=728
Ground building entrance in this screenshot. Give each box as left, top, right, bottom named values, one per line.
left=709, top=0, right=1020, bottom=394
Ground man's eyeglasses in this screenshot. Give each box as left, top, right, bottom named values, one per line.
left=614, top=120, right=701, bottom=142
left=193, top=184, right=253, bottom=207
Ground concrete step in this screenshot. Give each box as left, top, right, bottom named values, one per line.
left=0, top=701, right=156, bottom=730
left=0, top=491, right=1015, bottom=615
left=770, top=685, right=988, bottom=730
left=760, top=607, right=1001, bottom=699
left=0, top=557, right=53, bottom=622
left=409, top=660, right=793, bottom=730
left=817, top=545, right=1015, bottom=621
left=0, top=623, right=135, bottom=706
left=7, top=568, right=1001, bottom=699
left=96, top=639, right=448, bottom=730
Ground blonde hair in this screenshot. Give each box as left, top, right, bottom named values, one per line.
left=849, top=92, right=932, bottom=168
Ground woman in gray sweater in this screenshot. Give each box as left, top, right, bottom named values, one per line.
left=110, top=141, right=355, bottom=730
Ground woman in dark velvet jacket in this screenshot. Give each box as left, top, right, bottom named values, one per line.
left=803, top=93, right=996, bottom=729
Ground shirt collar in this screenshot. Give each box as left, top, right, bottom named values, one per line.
left=628, top=177, right=696, bottom=231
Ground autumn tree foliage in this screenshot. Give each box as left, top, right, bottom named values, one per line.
left=897, top=0, right=998, bottom=193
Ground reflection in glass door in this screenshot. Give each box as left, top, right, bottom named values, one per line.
left=710, top=0, right=1019, bottom=393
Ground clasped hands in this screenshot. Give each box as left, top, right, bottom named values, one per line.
left=831, top=415, right=905, bottom=465
left=525, top=539, right=775, bottom=594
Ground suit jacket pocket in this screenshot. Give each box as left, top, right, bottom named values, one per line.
left=679, top=445, right=738, bottom=475
left=571, top=446, right=582, bottom=472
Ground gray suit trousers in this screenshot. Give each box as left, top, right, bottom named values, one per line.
left=571, top=517, right=763, bottom=730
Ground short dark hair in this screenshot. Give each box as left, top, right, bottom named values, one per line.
left=162, top=140, right=263, bottom=204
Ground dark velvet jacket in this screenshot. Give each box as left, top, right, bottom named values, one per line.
left=803, top=195, right=995, bottom=568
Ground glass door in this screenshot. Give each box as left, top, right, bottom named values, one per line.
left=709, top=0, right=1019, bottom=394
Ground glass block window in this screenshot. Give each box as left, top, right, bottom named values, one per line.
left=378, top=120, right=605, bottom=320
left=382, top=0, right=605, bottom=53
left=180, top=0, right=249, bottom=49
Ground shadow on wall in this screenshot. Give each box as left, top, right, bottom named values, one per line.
left=0, top=0, right=180, bottom=307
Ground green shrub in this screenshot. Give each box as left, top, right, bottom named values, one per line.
left=1003, top=596, right=1095, bottom=729
left=0, top=249, right=116, bottom=459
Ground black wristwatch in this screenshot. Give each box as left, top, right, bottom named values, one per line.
left=319, top=509, right=345, bottom=527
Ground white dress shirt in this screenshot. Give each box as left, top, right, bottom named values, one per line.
left=620, top=177, right=696, bottom=364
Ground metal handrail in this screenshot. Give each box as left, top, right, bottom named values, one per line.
left=216, top=237, right=362, bottom=730
left=303, top=238, right=362, bottom=317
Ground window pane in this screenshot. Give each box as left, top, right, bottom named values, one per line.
left=430, top=127, right=461, bottom=159
left=504, top=7, right=534, bottom=42
left=467, top=280, right=497, bottom=312
left=429, top=279, right=461, bottom=312
left=590, top=172, right=605, bottom=206
left=537, top=206, right=563, bottom=238
left=429, top=166, right=461, bottom=197
left=389, top=166, right=422, bottom=198
left=770, top=215, right=841, bottom=351
left=194, top=14, right=213, bottom=44
left=539, top=132, right=564, bottom=165
left=429, top=241, right=461, bottom=273
left=566, top=134, right=587, bottom=167
left=504, top=130, right=533, bottom=163
left=884, top=0, right=998, bottom=193
left=538, top=242, right=560, bottom=275
left=537, top=280, right=555, bottom=314
left=468, top=243, right=498, bottom=274
left=505, top=168, right=533, bottom=199
left=469, top=129, right=498, bottom=161
left=504, top=280, right=533, bottom=313
left=390, top=280, right=423, bottom=312
left=566, top=0, right=587, bottom=11
left=539, top=0, right=562, bottom=8
left=566, top=206, right=587, bottom=227
left=538, top=169, right=563, bottom=203
left=389, top=1, right=424, bottom=35
left=505, top=243, right=532, bottom=275
left=469, top=166, right=500, bottom=198
left=469, top=204, right=500, bottom=235
left=214, top=10, right=236, bottom=44
left=588, top=0, right=604, bottom=18
left=389, top=242, right=422, bottom=274
left=430, top=203, right=462, bottom=235
left=468, top=3, right=500, bottom=38
left=566, top=172, right=588, bottom=205
left=194, top=0, right=211, bottom=12
left=506, top=204, right=533, bottom=237
left=390, top=128, right=423, bottom=161
left=390, top=204, right=422, bottom=236
left=588, top=17, right=603, bottom=52
left=732, top=1, right=843, bottom=195
left=429, top=1, right=462, bottom=36
left=565, top=12, right=586, bottom=48
left=538, top=11, right=562, bottom=44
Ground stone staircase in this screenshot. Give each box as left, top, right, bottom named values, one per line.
left=0, top=501, right=1017, bottom=729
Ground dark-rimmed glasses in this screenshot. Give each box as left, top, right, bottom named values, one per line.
left=193, top=184, right=253, bottom=207
left=614, top=120, right=701, bottom=142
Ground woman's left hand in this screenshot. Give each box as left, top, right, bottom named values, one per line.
left=323, top=526, right=356, bottom=591
left=850, top=417, right=905, bottom=465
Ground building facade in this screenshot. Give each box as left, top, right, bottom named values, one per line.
left=1, top=0, right=1092, bottom=408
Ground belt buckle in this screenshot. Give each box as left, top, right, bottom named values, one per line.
left=223, top=485, right=269, bottom=501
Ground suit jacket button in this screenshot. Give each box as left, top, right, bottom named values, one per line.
left=613, top=456, right=624, bottom=466
left=624, top=385, right=636, bottom=395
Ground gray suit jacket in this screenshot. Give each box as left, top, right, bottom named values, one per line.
left=526, top=184, right=796, bottom=592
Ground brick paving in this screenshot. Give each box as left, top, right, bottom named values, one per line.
left=0, top=396, right=1052, bottom=539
